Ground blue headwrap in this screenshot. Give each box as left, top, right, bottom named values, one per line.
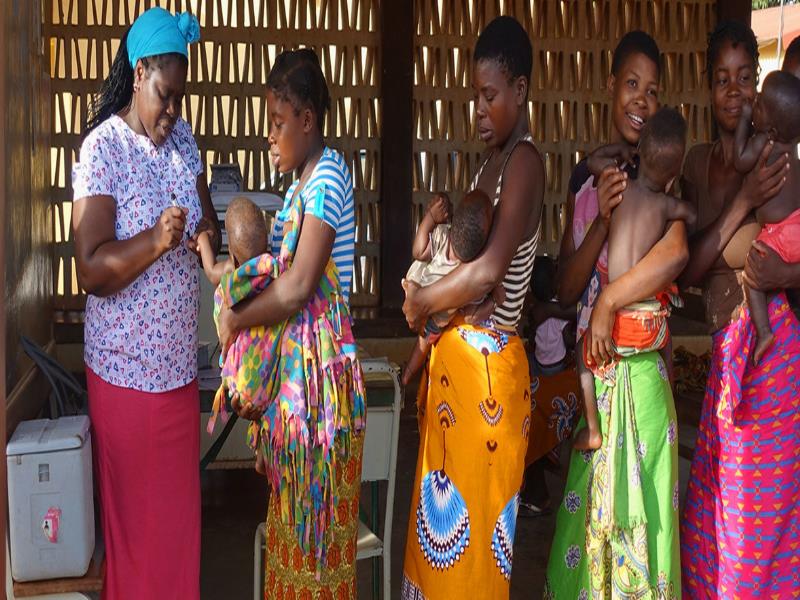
left=127, top=8, right=200, bottom=68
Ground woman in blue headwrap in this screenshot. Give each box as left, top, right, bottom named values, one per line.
left=71, top=8, right=216, bottom=599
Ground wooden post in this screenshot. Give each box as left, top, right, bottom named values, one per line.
left=379, top=2, right=413, bottom=310
left=717, top=0, right=751, bottom=26
left=0, top=0, right=9, bottom=595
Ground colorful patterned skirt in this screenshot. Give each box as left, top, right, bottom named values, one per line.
left=681, top=294, right=800, bottom=598
left=264, top=432, right=363, bottom=599
left=401, top=320, right=530, bottom=599
left=526, top=358, right=580, bottom=466
left=544, top=352, right=680, bottom=599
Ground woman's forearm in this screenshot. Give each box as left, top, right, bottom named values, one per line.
left=413, top=258, right=501, bottom=317
left=679, top=193, right=751, bottom=288
left=604, top=221, right=688, bottom=311
left=229, top=282, right=295, bottom=331
left=78, top=230, right=162, bottom=296
left=557, top=218, right=608, bottom=306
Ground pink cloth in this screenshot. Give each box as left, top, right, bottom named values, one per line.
left=87, top=369, right=200, bottom=600
left=534, top=316, right=568, bottom=366
left=757, top=206, right=800, bottom=263
left=572, top=176, right=609, bottom=340
left=681, top=294, right=800, bottom=597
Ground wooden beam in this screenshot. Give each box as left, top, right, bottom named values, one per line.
left=378, top=2, right=413, bottom=309
left=0, top=0, right=8, bottom=594
left=717, top=0, right=751, bottom=26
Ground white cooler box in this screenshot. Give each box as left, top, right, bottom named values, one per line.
left=7, top=416, right=94, bottom=582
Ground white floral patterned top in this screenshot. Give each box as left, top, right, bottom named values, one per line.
left=72, top=115, right=203, bottom=392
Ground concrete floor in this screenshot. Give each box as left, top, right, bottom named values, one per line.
left=200, top=383, right=699, bottom=600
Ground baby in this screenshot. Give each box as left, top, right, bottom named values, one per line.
left=401, top=189, right=503, bottom=386
left=197, top=196, right=269, bottom=286
left=575, top=107, right=697, bottom=450
left=198, top=196, right=270, bottom=470
left=734, top=70, right=800, bottom=364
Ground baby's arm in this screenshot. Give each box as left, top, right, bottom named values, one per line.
left=413, top=193, right=452, bottom=261
left=587, top=143, right=637, bottom=178
left=662, top=194, right=698, bottom=230
left=198, top=230, right=233, bottom=287
left=734, top=103, right=771, bottom=173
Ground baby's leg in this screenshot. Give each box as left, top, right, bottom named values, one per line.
left=573, top=336, right=603, bottom=451
left=746, top=283, right=774, bottom=365
left=402, top=335, right=432, bottom=386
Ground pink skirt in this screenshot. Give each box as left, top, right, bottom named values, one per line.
left=87, top=369, right=200, bottom=600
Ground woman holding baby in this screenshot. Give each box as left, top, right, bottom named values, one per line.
left=400, top=16, right=543, bottom=598
left=680, top=21, right=800, bottom=598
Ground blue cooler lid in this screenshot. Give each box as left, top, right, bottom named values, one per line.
left=7, top=416, right=90, bottom=456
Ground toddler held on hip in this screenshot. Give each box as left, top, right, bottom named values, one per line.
left=575, top=107, right=696, bottom=451
left=733, top=71, right=800, bottom=365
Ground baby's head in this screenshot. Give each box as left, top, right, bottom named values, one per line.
left=531, top=255, right=556, bottom=303
left=752, top=71, right=800, bottom=144
left=638, top=107, right=687, bottom=190
left=224, top=197, right=269, bottom=266
left=450, top=189, right=493, bottom=262
left=782, top=36, right=800, bottom=80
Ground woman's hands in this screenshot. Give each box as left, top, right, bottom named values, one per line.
left=218, top=306, right=261, bottom=421
left=231, top=393, right=263, bottom=421
left=150, top=206, right=187, bottom=254
left=402, top=279, right=427, bottom=333
left=596, top=166, right=627, bottom=228
left=744, top=240, right=800, bottom=292
left=584, top=290, right=616, bottom=366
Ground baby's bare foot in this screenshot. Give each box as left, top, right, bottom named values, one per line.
left=573, top=427, right=602, bottom=451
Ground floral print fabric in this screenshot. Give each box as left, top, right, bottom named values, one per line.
left=72, top=115, right=203, bottom=392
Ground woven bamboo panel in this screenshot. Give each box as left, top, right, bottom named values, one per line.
left=413, top=0, right=715, bottom=256
left=46, top=0, right=381, bottom=312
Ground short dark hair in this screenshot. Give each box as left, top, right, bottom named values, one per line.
left=706, top=20, right=759, bottom=88
left=639, top=107, right=686, bottom=184
left=611, top=30, right=660, bottom=77
left=450, top=189, right=492, bottom=262
left=266, top=48, right=330, bottom=130
left=760, top=70, right=800, bottom=143
left=531, top=255, right=556, bottom=302
left=225, top=196, right=269, bottom=264
left=474, top=16, right=533, bottom=84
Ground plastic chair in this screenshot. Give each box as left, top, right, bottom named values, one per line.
left=253, top=358, right=402, bottom=600
left=355, top=359, right=402, bottom=600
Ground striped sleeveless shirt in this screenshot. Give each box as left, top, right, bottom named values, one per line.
left=470, top=133, right=541, bottom=329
